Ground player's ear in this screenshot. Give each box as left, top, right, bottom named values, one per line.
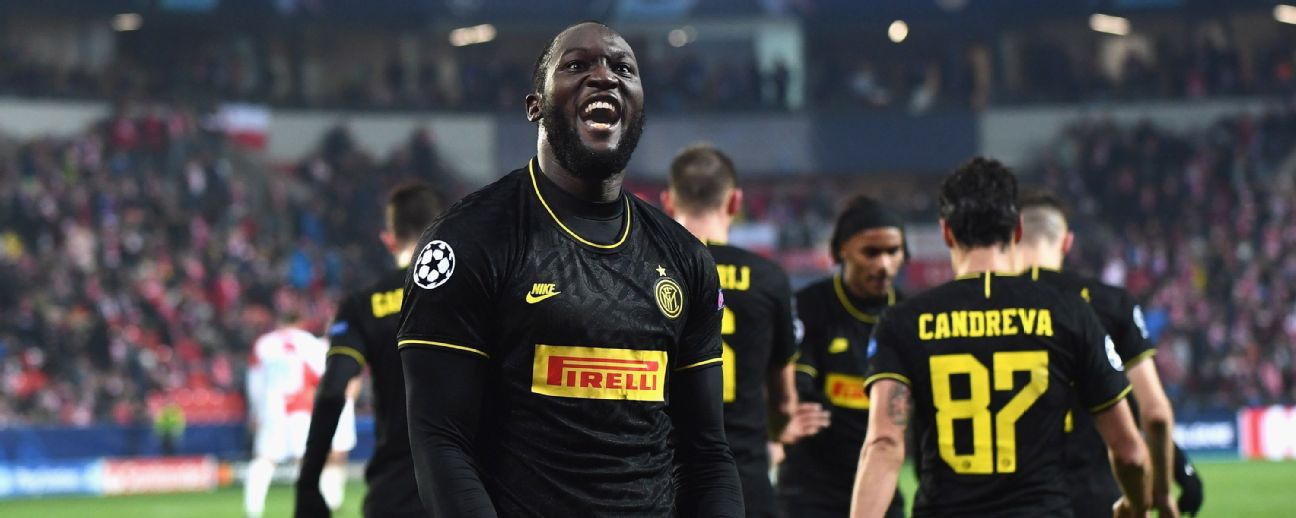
left=726, top=188, right=743, bottom=217
left=1013, top=216, right=1024, bottom=244
left=379, top=231, right=397, bottom=253
left=526, top=92, right=542, bottom=122
left=939, top=219, right=955, bottom=248
left=660, top=189, right=676, bottom=217
left=1062, top=231, right=1075, bottom=255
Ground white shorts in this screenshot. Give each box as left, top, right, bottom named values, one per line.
left=254, top=411, right=311, bottom=462
left=331, top=399, right=357, bottom=452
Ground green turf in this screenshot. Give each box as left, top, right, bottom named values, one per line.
left=1, top=460, right=1292, bottom=516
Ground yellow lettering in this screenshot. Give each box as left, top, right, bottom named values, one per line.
left=986, top=310, right=1001, bottom=337
left=1037, top=309, right=1054, bottom=336
left=919, top=313, right=934, bottom=340
left=371, top=288, right=403, bottom=318
left=1021, top=309, right=1037, bottom=334
left=716, top=264, right=751, bottom=291
left=951, top=311, right=968, bottom=337
left=934, top=313, right=951, bottom=340
left=968, top=311, right=985, bottom=337
left=1001, top=309, right=1018, bottom=336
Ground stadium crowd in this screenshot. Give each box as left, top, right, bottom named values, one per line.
left=0, top=106, right=451, bottom=426
left=2, top=102, right=1294, bottom=425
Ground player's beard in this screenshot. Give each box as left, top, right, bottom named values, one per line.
left=541, top=100, right=645, bottom=181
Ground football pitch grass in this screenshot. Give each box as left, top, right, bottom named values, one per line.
left=1, top=459, right=1292, bottom=517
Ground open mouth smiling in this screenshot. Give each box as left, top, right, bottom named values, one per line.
left=579, top=96, right=622, bottom=132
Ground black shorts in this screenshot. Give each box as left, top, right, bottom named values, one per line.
left=1066, top=465, right=1120, bottom=518
left=737, top=459, right=777, bottom=518
left=777, top=488, right=904, bottom=518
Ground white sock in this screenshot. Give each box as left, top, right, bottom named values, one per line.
left=244, top=458, right=275, bottom=518
left=321, top=462, right=347, bottom=511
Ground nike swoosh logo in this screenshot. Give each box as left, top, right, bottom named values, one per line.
left=525, top=291, right=561, bottom=304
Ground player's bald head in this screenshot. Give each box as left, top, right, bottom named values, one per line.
left=531, top=20, right=620, bottom=93
left=668, top=144, right=737, bottom=213
left=1018, top=189, right=1069, bottom=246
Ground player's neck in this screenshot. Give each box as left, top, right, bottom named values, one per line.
left=394, top=244, right=417, bottom=268
left=1016, top=246, right=1064, bottom=272
left=537, top=141, right=624, bottom=204
left=951, top=244, right=1017, bottom=277
left=676, top=211, right=730, bottom=244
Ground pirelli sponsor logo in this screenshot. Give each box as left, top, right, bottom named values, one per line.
left=825, top=372, right=870, bottom=410
left=531, top=345, right=667, bottom=401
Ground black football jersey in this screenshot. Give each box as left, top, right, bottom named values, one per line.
left=865, top=272, right=1130, bottom=517
left=396, top=160, right=724, bottom=516
left=707, top=242, right=799, bottom=514
left=779, top=275, right=898, bottom=510
left=327, top=267, right=420, bottom=515
left=1028, top=267, right=1156, bottom=503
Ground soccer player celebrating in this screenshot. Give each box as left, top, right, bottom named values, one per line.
left=1016, top=189, right=1188, bottom=518
left=295, top=183, right=445, bottom=518
left=662, top=144, right=801, bottom=518
left=779, top=195, right=908, bottom=518
left=851, top=158, right=1150, bottom=517
left=397, top=22, right=742, bottom=517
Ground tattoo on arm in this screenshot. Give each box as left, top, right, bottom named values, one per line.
left=887, top=383, right=911, bottom=427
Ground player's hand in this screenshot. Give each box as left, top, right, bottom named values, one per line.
left=1152, top=492, right=1180, bottom=518
left=767, top=441, right=785, bottom=467
left=779, top=402, right=831, bottom=444
left=294, top=481, right=331, bottom=518
left=1113, top=496, right=1148, bottom=518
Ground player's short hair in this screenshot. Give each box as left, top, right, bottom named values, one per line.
left=668, top=144, right=737, bottom=213
left=830, top=195, right=906, bottom=262
left=938, top=157, right=1019, bottom=248
left=386, top=182, right=446, bottom=242
left=532, top=20, right=615, bottom=94
left=1018, top=188, right=1070, bottom=245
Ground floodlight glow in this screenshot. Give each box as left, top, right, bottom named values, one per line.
left=112, top=13, right=142, bottom=32
left=888, top=20, right=909, bottom=43
left=449, top=24, right=497, bottom=47
left=1275, top=5, right=1296, bottom=25
left=1089, top=14, right=1130, bottom=36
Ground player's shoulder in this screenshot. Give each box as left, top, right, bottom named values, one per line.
left=794, top=276, right=834, bottom=308
left=629, top=194, right=713, bottom=265
left=709, top=243, right=784, bottom=276
left=427, top=168, right=526, bottom=235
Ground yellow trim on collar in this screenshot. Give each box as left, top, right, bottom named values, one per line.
left=833, top=274, right=892, bottom=323
left=528, top=159, right=631, bottom=250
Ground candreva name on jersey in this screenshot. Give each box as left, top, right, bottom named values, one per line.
left=918, top=308, right=1054, bottom=341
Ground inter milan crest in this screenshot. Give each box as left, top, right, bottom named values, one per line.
left=654, top=265, right=683, bottom=320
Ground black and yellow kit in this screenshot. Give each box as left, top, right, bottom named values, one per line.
left=865, top=272, right=1131, bottom=517
left=1027, top=266, right=1155, bottom=516
left=779, top=275, right=904, bottom=517
left=319, top=267, right=421, bottom=516
left=397, top=160, right=740, bottom=516
left=707, top=243, right=799, bottom=517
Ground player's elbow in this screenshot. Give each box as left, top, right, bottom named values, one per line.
left=1109, top=435, right=1149, bottom=473
left=861, top=433, right=905, bottom=466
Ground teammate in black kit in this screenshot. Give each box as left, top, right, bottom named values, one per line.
left=851, top=158, right=1151, bottom=518
left=778, top=196, right=907, bottom=518
left=661, top=144, right=800, bottom=517
left=397, top=22, right=742, bottom=517
left=1017, top=189, right=1190, bottom=517
left=295, top=183, right=445, bottom=518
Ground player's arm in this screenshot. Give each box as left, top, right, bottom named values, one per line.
left=782, top=292, right=831, bottom=444
left=1075, top=304, right=1151, bottom=515
left=398, top=231, right=502, bottom=518
left=402, top=347, right=495, bottom=517
left=245, top=351, right=265, bottom=432
left=1094, top=400, right=1151, bottom=515
left=671, top=253, right=743, bottom=517
left=296, top=306, right=367, bottom=517
left=1116, top=296, right=1177, bottom=515
left=765, top=273, right=802, bottom=438
left=851, top=315, right=910, bottom=518
left=1127, top=358, right=1176, bottom=515
left=849, top=379, right=909, bottom=518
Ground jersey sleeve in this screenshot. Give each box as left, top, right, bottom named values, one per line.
left=767, top=266, right=801, bottom=369
left=397, top=219, right=504, bottom=360
left=863, top=309, right=912, bottom=390
left=675, top=248, right=724, bottom=372
left=1111, top=290, right=1155, bottom=368
left=1072, top=302, right=1132, bottom=413
left=325, top=294, right=369, bottom=367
